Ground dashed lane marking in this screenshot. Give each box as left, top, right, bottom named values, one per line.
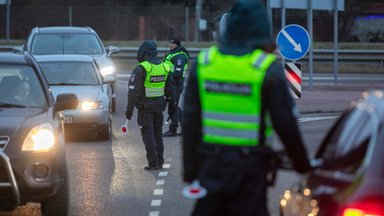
left=153, top=189, right=164, bottom=195
left=159, top=171, right=168, bottom=177
left=156, top=180, right=165, bottom=185
left=151, top=200, right=162, bottom=206
left=162, top=164, right=171, bottom=169
left=149, top=211, right=160, bottom=216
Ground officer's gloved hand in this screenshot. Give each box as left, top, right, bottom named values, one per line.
left=168, top=104, right=177, bottom=116
left=125, top=110, right=133, bottom=120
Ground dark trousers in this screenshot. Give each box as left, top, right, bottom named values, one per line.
left=192, top=150, right=270, bottom=216
left=137, top=109, right=164, bottom=167
left=169, top=83, right=183, bottom=132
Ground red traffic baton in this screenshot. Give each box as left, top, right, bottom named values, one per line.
left=121, top=119, right=129, bottom=134
left=182, top=180, right=207, bottom=199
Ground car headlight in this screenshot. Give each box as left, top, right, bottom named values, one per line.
left=100, top=65, right=115, bottom=77
left=22, top=123, right=55, bottom=152
left=80, top=101, right=103, bottom=111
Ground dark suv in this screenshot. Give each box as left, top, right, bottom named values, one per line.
left=0, top=51, right=78, bottom=215
left=20, top=26, right=119, bottom=112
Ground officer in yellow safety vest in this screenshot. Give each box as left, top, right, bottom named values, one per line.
left=162, top=37, right=190, bottom=137
left=126, top=40, right=176, bottom=170
left=182, top=0, right=311, bottom=215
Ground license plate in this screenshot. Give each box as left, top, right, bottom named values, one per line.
left=64, top=116, right=73, bottom=123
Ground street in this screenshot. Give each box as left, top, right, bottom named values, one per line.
left=2, top=72, right=383, bottom=216
left=65, top=80, right=339, bottom=216
left=1, top=0, right=383, bottom=214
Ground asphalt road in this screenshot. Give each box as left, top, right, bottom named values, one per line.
left=2, top=71, right=383, bottom=216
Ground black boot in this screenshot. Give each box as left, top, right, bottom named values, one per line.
left=163, top=129, right=178, bottom=137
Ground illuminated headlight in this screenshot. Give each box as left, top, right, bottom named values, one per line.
left=22, top=123, right=55, bottom=152
left=80, top=101, right=103, bottom=111
left=100, top=65, right=115, bottom=77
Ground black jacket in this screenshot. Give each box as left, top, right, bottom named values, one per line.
left=182, top=53, right=311, bottom=183
left=182, top=1, right=311, bottom=183
left=165, top=46, right=190, bottom=85
left=126, top=41, right=176, bottom=118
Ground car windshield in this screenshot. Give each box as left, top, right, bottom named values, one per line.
left=0, top=65, right=47, bottom=107
left=39, top=61, right=100, bottom=85
left=31, top=33, right=104, bottom=55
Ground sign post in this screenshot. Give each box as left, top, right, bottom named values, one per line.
left=0, top=0, right=11, bottom=41
left=285, top=63, right=302, bottom=99
left=276, top=24, right=310, bottom=98
left=276, top=24, right=310, bottom=61
left=269, top=0, right=345, bottom=87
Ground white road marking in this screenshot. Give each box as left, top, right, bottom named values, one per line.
left=117, top=74, right=131, bottom=78
left=153, top=189, right=164, bottom=195
left=117, top=80, right=128, bottom=84
left=298, top=116, right=339, bottom=123
left=156, top=180, right=165, bottom=185
left=162, top=164, right=171, bottom=169
left=149, top=211, right=160, bottom=216
left=151, top=200, right=162, bottom=206
left=159, top=171, right=168, bottom=177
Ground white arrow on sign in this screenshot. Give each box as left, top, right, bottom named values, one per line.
left=281, top=29, right=302, bottom=52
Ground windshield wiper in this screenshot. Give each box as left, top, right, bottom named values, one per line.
left=0, top=102, right=27, bottom=108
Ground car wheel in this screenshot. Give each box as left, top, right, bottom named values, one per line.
left=41, top=164, right=69, bottom=216
left=98, top=117, right=111, bottom=140
left=111, top=97, right=116, bottom=113
left=64, top=131, right=74, bottom=142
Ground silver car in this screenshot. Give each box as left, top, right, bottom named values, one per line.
left=21, top=26, right=119, bottom=113
left=35, top=55, right=113, bottom=140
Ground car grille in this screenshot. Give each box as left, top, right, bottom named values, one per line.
left=0, top=136, right=10, bottom=151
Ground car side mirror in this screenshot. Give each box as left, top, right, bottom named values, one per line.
left=12, top=45, right=24, bottom=53
left=106, top=45, right=120, bottom=56
left=54, top=94, right=78, bottom=112
left=103, top=75, right=115, bottom=84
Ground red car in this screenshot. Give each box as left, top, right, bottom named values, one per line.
left=280, top=90, right=384, bottom=216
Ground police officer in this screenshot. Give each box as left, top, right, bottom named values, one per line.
left=163, top=37, right=190, bottom=137
left=126, top=40, right=176, bottom=170
left=182, top=0, right=311, bottom=215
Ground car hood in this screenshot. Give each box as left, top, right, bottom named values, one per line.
left=50, top=86, right=102, bottom=102
left=0, top=108, right=47, bottom=138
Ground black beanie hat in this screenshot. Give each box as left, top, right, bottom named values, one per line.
left=169, top=38, right=181, bottom=46
left=223, top=0, right=273, bottom=48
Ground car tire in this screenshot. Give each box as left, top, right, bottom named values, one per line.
left=41, top=164, right=69, bottom=216
left=111, top=97, right=116, bottom=113
left=98, top=117, right=111, bottom=140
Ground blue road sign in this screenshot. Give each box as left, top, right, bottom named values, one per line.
left=276, top=24, right=310, bottom=61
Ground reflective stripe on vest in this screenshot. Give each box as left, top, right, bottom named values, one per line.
left=197, top=46, right=276, bottom=146
left=139, top=61, right=170, bottom=98
left=164, top=51, right=189, bottom=76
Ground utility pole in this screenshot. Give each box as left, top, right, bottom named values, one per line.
left=195, top=0, right=203, bottom=41
left=185, top=1, right=190, bottom=42
left=6, top=0, right=11, bottom=41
